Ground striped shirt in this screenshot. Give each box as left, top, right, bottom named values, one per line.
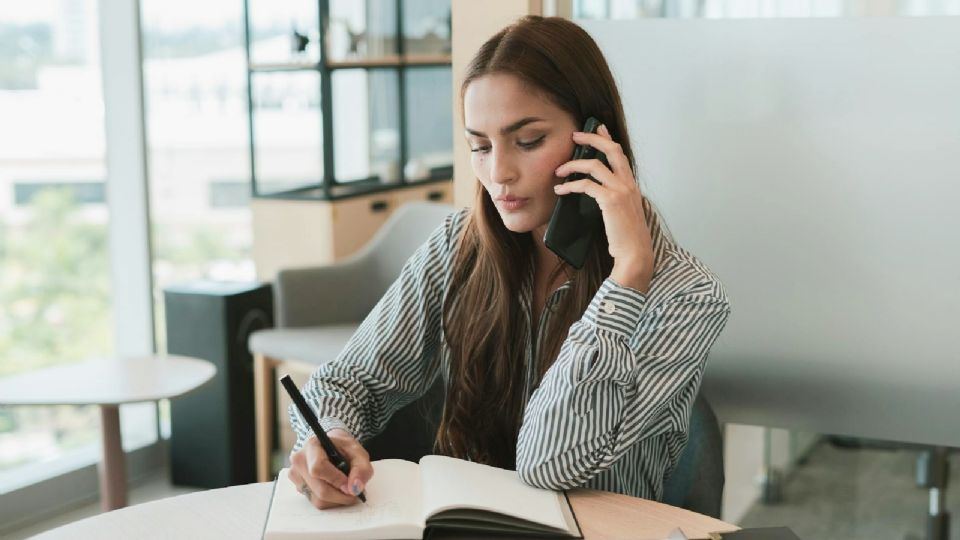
left=290, top=196, right=732, bottom=501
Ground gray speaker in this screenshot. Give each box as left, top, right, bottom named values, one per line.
left=163, top=281, right=273, bottom=488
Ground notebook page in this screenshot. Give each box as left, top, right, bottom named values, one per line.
left=418, top=455, right=571, bottom=533
left=265, top=461, right=423, bottom=540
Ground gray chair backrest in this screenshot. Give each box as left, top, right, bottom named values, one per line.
left=274, top=202, right=455, bottom=327
left=350, top=201, right=457, bottom=296
left=661, top=393, right=725, bottom=518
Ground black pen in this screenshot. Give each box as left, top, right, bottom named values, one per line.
left=280, top=375, right=367, bottom=503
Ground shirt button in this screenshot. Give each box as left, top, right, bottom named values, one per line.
left=602, top=300, right=617, bottom=314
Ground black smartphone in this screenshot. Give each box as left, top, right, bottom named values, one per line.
left=543, top=116, right=610, bottom=269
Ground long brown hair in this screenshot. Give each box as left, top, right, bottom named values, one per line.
left=434, top=16, right=638, bottom=469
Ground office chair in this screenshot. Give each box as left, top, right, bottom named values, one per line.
left=662, top=393, right=725, bottom=519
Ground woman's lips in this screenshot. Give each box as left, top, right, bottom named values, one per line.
left=496, top=197, right=529, bottom=211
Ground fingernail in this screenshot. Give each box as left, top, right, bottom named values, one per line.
left=599, top=124, right=609, bottom=135
left=553, top=185, right=562, bottom=192
left=351, top=480, right=363, bottom=495
left=340, top=482, right=351, bottom=494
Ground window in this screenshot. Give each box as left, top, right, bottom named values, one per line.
left=0, top=0, right=112, bottom=489
left=140, top=0, right=255, bottom=374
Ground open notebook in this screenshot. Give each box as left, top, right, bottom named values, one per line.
left=263, top=455, right=582, bottom=539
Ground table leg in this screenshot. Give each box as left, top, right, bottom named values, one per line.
left=98, top=404, right=128, bottom=511
left=254, top=354, right=275, bottom=482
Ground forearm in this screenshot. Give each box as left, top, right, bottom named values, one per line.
left=516, top=336, right=635, bottom=489
left=288, top=212, right=459, bottom=453
left=516, top=282, right=732, bottom=489
left=287, top=362, right=381, bottom=453
left=516, top=279, right=645, bottom=488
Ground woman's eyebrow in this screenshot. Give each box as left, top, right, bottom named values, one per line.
left=464, top=116, right=545, bottom=138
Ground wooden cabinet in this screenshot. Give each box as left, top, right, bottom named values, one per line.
left=252, top=180, right=452, bottom=280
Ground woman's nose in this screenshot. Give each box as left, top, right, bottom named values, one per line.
left=489, top=149, right=517, bottom=185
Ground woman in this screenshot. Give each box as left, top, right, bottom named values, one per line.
left=287, top=16, right=731, bottom=510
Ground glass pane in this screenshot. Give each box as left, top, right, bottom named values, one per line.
left=247, top=0, right=319, bottom=65
left=403, top=67, right=452, bottom=182
left=402, top=0, right=451, bottom=57
left=327, top=0, right=398, bottom=63
left=0, top=1, right=111, bottom=483
left=142, top=0, right=256, bottom=375
left=332, top=68, right=400, bottom=183
left=250, top=70, right=323, bottom=195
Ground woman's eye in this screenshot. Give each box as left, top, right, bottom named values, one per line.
left=470, top=145, right=490, bottom=153
left=518, top=135, right=545, bottom=149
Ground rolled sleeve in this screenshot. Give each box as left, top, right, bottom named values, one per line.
left=288, top=209, right=463, bottom=454
left=517, top=280, right=731, bottom=491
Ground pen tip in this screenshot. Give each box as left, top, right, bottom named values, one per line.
left=358, top=492, right=367, bottom=503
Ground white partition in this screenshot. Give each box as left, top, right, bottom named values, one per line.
left=580, top=16, right=960, bottom=447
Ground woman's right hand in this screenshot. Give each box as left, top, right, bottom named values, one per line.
left=288, top=428, right=374, bottom=510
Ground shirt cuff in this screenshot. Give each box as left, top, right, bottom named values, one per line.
left=581, top=277, right=648, bottom=338
left=319, top=416, right=355, bottom=439
left=290, top=408, right=357, bottom=453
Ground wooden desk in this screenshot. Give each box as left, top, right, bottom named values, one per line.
left=31, top=482, right=739, bottom=540
left=0, top=355, right=215, bottom=511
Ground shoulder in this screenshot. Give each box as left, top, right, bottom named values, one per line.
left=416, top=206, right=471, bottom=269
left=428, top=206, right=471, bottom=257
left=443, top=206, right=472, bottom=240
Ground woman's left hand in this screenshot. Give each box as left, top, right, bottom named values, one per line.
left=553, top=124, right=655, bottom=293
